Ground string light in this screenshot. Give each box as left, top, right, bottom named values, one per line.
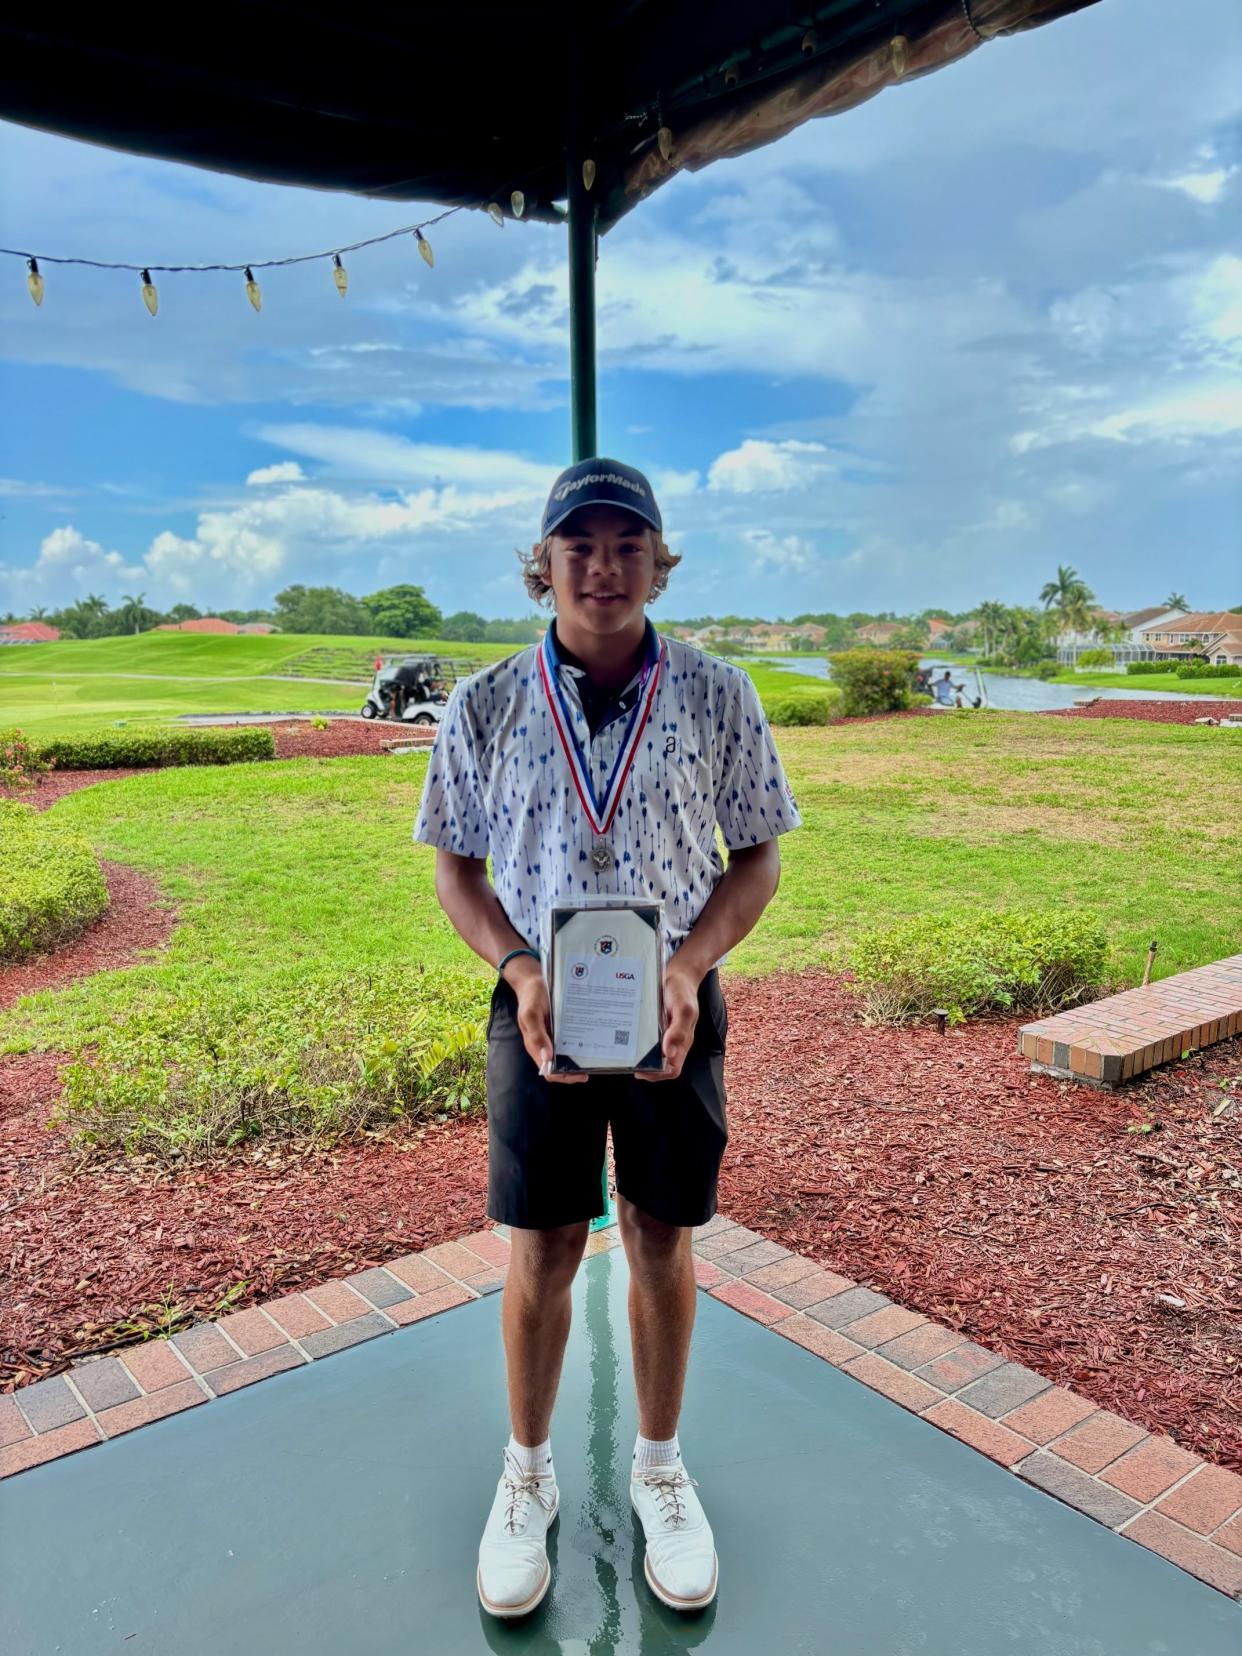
left=332, top=253, right=347, bottom=296
left=802, top=28, right=817, bottom=54
left=582, top=159, right=596, bottom=191
left=244, top=265, right=262, bottom=312
left=510, top=190, right=525, bottom=218
left=889, top=33, right=909, bottom=76
left=724, top=62, right=741, bottom=87
left=415, top=228, right=434, bottom=267
left=27, top=257, right=44, bottom=307
left=657, top=126, right=673, bottom=163
left=486, top=201, right=505, bottom=227
left=140, top=269, right=158, bottom=315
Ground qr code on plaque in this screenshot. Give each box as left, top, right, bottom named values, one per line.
left=614, top=1029, right=630, bottom=1045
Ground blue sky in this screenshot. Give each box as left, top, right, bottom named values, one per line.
left=1, top=0, right=1239, bottom=623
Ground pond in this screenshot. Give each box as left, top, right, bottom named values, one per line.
left=756, top=656, right=1212, bottom=712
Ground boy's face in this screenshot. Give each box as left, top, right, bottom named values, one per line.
left=546, top=505, right=656, bottom=639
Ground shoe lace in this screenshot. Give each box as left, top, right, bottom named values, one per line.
left=636, top=1466, right=698, bottom=1528
left=501, top=1451, right=555, bottom=1536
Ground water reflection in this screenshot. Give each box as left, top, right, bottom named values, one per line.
left=757, top=655, right=1213, bottom=712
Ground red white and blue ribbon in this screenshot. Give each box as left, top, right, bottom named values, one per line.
left=538, top=631, right=665, bottom=838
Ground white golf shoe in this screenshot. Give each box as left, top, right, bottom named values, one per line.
left=476, top=1446, right=560, bottom=1619
left=630, top=1461, right=719, bottom=1611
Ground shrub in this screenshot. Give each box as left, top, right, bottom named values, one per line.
left=53, top=968, right=492, bottom=1159
left=34, top=727, right=275, bottom=771
left=1077, top=648, right=1115, bottom=667
left=847, top=909, right=1108, bottom=1025
left=828, top=649, right=920, bottom=717
left=762, top=687, right=835, bottom=726
left=0, top=801, right=109, bottom=961
left=1174, top=661, right=1242, bottom=679
left=0, top=728, right=51, bottom=791
left=1033, top=661, right=1060, bottom=680
left=1126, top=661, right=1157, bottom=674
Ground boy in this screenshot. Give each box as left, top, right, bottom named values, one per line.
left=413, top=458, right=801, bottom=1619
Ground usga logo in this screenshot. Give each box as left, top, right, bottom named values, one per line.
left=614, top=970, right=636, bottom=980
left=572, top=962, right=588, bottom=980
left=595, top=936, right=617, bottom=956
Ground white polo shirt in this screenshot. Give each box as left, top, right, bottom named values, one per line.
left=412, top=624, right=801, bottom=953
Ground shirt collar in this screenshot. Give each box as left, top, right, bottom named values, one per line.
left=545, top=618, right=660, bottom=694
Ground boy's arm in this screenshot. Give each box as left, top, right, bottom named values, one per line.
left=434, top=849, right=587, bottom=1085
left=636, top=839, right=781, bottom=1083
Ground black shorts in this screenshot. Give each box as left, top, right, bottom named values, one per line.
left=485, top=969, right=729, bottom=1231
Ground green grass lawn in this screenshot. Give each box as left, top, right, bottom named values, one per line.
left=5, top=712, right=1237, bottom=1058
left=0, top=632, right=522, bottom=739
left=1051, top=667, right=1241, bottom=697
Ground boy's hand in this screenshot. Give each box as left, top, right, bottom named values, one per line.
left=507, top=957, right=588, bottom=1085
left=635, top=959, right=701, bottom=1083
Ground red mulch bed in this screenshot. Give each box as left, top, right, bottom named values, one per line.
left=1042, top=698, right=1241, bottom=726
left=720, top=974, right=1241, bottom=1472
left=0, top=862, right=176, bottom=1012
left=226, top=719, right=434, bottom=759
left=2, top=972, right=1238, bottom=1473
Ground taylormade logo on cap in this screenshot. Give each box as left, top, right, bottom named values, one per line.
left=541, top=457, right=662, bottom=538
left=552, top=470, right=649, bottom=505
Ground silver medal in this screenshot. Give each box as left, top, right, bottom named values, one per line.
left=590, top=837, right=614, bottom=872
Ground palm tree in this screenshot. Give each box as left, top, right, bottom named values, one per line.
left=27, top=605, right=48, bottom=620
left=974, top=600, right=1009, bottom=658
left=119, top=592, right=148, bottom=634
left=1163, top=591, right=1189, bottom=612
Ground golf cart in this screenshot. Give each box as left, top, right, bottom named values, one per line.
left=918, top=661, right=986, bottom=710
left=360, top=656, right=451, bottom=725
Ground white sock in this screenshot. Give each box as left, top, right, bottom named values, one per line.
left=508, top=1434, right=554, bottom=1479
left=633, top=1432, right=681, bottom=1472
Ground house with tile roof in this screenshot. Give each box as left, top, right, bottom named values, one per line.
left=0, top=621, right=60, bottom=644
left=1055, top=606, right=1188, bottom=666
left=1139, top=611, right=1242, bottom=664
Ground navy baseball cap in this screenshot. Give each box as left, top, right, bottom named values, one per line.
left=541, top=457, right=662, bottom=540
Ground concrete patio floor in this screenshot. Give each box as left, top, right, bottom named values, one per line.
left=2, top=1245, right=1239, bottom=1655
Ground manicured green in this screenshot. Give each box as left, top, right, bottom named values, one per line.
left=0, top=801, right=109, bottom=962
left=1053, top=667, right=1241, bottom=697
left=4, top=712, right=1238, bottom=1064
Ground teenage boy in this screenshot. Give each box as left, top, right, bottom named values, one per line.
left=413, top=458, right=801, bottom=1620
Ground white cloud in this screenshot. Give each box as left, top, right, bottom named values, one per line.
left=246, top=461, right=305, bottom=485
left=1152, top=166, right=1237, bottom=205
left=741, top=529, right=818, bottom=573
left=0, top=478, right=79, bottom=500
left=707, top=440, right=833, bottom=493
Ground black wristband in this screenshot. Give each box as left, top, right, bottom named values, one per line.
left=497, top=947, right=541, bottom=977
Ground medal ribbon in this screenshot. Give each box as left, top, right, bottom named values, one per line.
left=538, top=631, right=665, bottom=838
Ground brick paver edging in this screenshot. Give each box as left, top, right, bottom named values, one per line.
left=1019, top=953, right=1242, bottom=1086
left=4, top=1216, right=1239, bottom=1604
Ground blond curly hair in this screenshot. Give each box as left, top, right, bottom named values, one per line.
left=517, top=533, right=682, bottom=608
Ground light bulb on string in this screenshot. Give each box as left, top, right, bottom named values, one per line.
left=510, top=190, right=525, bottom=219
left=658, top=125, right=673, bottom=163
left=244, top=266, right=262, bottom=312
left=333, top=254, right=348, bottom=297
left=889, top=34, right=909, bottom=77
left=582, top=159, right=596, bottom=191
left=486, top=201, right=505, bottom=227
left=802, top=28, right=817, bottom=55
left=415, top=229, right=434, bottom=267
left=140, top=269, right=158, bottom=316
left=26, top=257, right=44, bottom=307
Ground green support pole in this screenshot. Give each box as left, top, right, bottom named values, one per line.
left=567, top=145, right=614, bottom=1232
left=567, top=149, right=598, bottom=464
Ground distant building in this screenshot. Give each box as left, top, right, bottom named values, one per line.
left=1139, top=611, right=1242, bottom=665
left=926, top=617, right=950, bottom=641
left=154, top=618, right=241, bottom=634
left=856, top=622, right=902, bottom=646
left=0, top=621, right=60, bottom=644
left=238, top=622, right=277, bottom=634
left=1055, top=606, right=1187, bottom=666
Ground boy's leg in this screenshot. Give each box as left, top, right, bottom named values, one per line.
left=502, top=1220, right=590, bottom=1443
left=616, top=1196, right=696, bottom=1439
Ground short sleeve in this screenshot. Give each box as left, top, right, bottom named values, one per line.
left=712, top=670, right=802, bottom=850
left=412, top=684, right=490, bottom=858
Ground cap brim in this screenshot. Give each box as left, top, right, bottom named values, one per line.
left=544, top=495, right=662, bottom=537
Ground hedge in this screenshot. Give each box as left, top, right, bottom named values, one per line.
left=847, top=909, right=1108, bottom=1025
left=763, top=687, right=836, bottom=726
left=0, top=800, right=110, bottom=962
left=53, top=968, right=492, bottom=1159
left=1174, top=662, right=1242, bottom=679
left=32, top=727, right=276, bottom=770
